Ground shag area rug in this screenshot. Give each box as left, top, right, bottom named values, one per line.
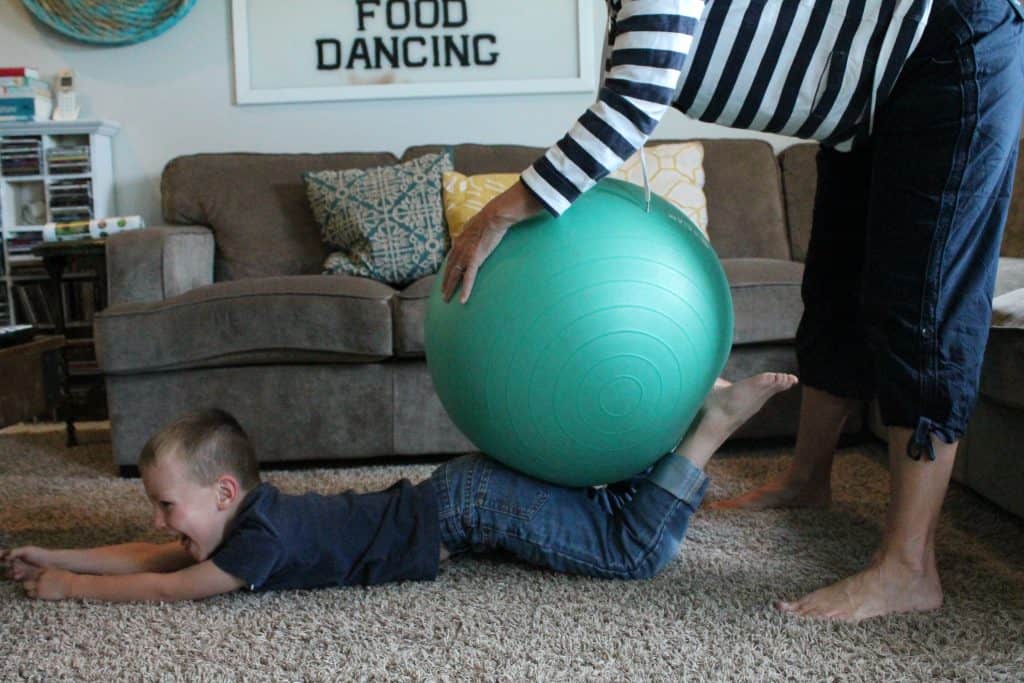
left=1, top=428, right=1022, bottom=682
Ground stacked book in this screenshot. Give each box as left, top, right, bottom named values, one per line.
left=0, top=287, right=9, bottom=326
left=5, top=229, right=45, bottom=259
left=0, top=136, right=43, bottom=176
left=46, top=145, right=90, bottom=174
left=48, top=178, right=93, bottom=222
left=0, top=67, right=52, bottom=122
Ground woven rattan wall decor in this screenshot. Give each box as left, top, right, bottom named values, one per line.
left=22, top=0, right=198, bottom=46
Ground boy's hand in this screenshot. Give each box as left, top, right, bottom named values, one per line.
left=21, top=567, right=75, bottom=600
left=2, top=546, right=53, bottom=574
left=8, top=558, right=44, bottom=582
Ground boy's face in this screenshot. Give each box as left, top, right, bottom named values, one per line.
left=141, top=454, right=233, bottom=562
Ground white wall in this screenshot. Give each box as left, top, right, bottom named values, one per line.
left=0, top=1, right=797, bottom=226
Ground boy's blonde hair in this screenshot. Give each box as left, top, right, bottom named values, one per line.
left=139, top=409, right=260, bottom=491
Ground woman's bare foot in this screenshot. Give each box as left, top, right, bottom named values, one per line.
left=776, top=557, right=943, bottom=622
left=711, top=471, right=831, bottom=510
left=677, top=373, right=798, bottom=470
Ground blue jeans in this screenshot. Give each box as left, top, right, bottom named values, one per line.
left=796, top=0, right=1024, bottom=459
left=429, top=453, right=708, bottom=580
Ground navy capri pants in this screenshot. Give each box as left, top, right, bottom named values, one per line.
left=796, top=0, right=1024, bottom=459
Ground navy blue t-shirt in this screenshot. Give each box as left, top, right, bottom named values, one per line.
left=211, top=480, right=439, bottom=591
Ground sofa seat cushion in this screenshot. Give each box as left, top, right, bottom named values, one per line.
left=96, top=275, right=396, bottom=374
left=995, top=257, right=1024, bottom=297
left=979, top=287, right=1024, bottom=410
left=392, top=258, right=804, bottom=358
left=723, top=258, right=804, bottom=344
left=394, top=275, right=435, bottom=358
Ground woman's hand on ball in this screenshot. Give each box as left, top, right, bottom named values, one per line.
left=443, top=210, right=510, bottom=304
left=442, top=181, right=543, bottom=304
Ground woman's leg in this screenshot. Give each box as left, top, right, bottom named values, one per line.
left=716, top=137, right=873, bottom=511
left=778, top=0, right=1024, bottom=620
left=713, top=385, right=859, bottom=510
left=779, top=429, right=952, bottom=620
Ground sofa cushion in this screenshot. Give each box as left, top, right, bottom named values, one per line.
left=161, top=152, right=398, bottom=281
left=306, top=151, right=452, bottom=287
left=393, top=258, right=804, bottom=358
left=442, top=171, right=520, bottom=238
left=995, top=257, right=1024, bottom=297
left=979, top=287, right=1024, bottom=410
left=611, top=142, right=709, bottom=236
left=689, top=139, right=791, bottom=261
left=402, top=144, right=545, bottom=175
left=723, top=258, right=805, bottom=344
left=394, top=275, right=435, bottom=358
left=96, top=275, right=396, bottom=374
left=779, top=142, right=819, bottom=262
left=411, top=140, right=791, bottom=261
left=1001, top=137, right=1024, bottom=258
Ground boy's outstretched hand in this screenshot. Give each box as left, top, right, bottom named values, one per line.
left=20, top=567, right=74, bottom=600
left=2, top=546, right=53, bottom=584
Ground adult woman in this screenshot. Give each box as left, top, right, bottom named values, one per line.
left=441, top=0, right=1024, bottom=621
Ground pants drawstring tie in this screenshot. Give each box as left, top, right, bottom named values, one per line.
left=906, top=417, right=937, bottom=462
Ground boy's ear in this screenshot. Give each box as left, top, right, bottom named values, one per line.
left=215, top=475, right=242, bottom=510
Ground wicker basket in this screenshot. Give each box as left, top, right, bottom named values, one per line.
left=22, top=0, right=198, bottom=46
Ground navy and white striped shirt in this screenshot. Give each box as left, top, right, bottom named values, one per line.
left=522, top=0, right=933, bottom=216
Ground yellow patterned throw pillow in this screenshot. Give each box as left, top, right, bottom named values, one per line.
left=611, top=142, right=709, bottom=237
left=442, top=172, right=520, bottom=238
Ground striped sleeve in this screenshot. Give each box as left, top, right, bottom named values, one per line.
left=521, top=0, right=704, bottom=216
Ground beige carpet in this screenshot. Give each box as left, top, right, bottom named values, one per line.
left=1, top=428, right=1022, bottom=682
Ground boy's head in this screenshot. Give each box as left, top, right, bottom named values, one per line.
left=139, top=408, right=260, bottom=490
left=138, top=409, right=261, bottom=561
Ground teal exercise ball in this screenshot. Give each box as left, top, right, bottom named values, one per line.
left=425, top=178, right=733, bottom=487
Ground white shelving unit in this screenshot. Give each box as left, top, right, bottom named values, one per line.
left=0, top=120, right=119, bottom=326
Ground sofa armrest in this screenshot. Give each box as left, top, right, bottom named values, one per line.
left=106, top=226, right=214, bottom=306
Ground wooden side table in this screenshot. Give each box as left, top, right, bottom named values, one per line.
left=0, top=334, right=65, bottom=430
left=31, top=239, right=107, bottom=445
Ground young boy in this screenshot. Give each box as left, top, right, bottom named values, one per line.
left=2, top=373, right=796, bottom=602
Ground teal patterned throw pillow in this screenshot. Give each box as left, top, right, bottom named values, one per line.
left=304, top=151, right=453, bottom=287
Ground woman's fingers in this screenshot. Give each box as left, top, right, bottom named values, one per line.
left=443, top=229, right=477, bottom=302
left=458, top=262, right=480, bottom=304
left=442, top=256, right=466, bottom=302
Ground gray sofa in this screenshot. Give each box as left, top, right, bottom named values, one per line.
left=94, top=139, right=1024, bottom=518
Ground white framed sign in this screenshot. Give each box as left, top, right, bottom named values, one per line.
left=232, top=0, right=597, bottom=104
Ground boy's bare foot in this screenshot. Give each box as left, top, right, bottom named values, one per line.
left=678, top=373, right=798, bottom=470
left=776, top=557, right=943, bottom=622
left=710, top=471, right=831, bottom=510
left=704, top=373, right=799, bottom=433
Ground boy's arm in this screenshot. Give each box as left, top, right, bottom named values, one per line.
left=3, top=542, right=195, bottom=575
left=23, top=560, right=245, bottom=602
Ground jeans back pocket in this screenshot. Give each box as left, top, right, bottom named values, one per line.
left=476, top=460, right=550, bottom=522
